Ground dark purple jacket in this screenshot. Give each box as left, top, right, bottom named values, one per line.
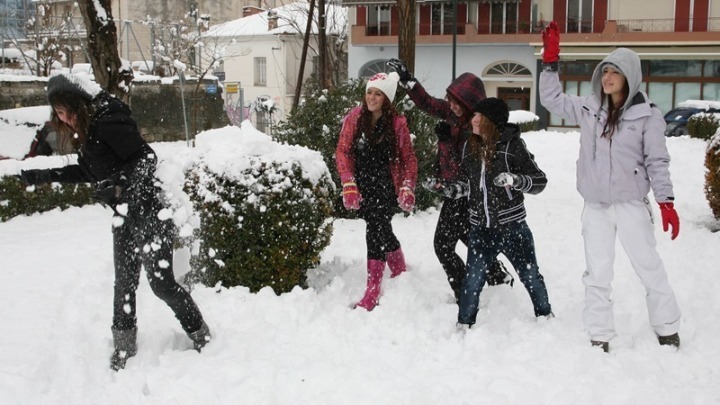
left=406, top=73, right=486, bottom=182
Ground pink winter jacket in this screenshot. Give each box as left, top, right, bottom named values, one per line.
left=335, top=106, right=418, bottom=194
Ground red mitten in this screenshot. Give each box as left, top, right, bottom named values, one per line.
left=397, top=187, right=415, bottom=212
left=541, top=21, right=560, bottom=63
left=342, top=182, right=362, bottom=210
left=659, top=202, right=680, bottom=240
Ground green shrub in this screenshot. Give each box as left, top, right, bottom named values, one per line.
left=273, top=80, right=442, bottom=215
left=518, top=119, right=540, bottom=132
left=0, top=175, right=94, bottom=221
left=184, top=159, right=335, bottom=293
left=705, top=132, right=720, bottom=220
left=687, top=113, right=719, bottom=140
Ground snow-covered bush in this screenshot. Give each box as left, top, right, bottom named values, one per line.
left=688, top=113, right=720, bottom=140
left=509, top=110, right=541, bottom=132
left=183, top=124, right=335, bottom=293
left=705, top=129, right=720, bottom=220
left=0, top=176, right=93, bottom=222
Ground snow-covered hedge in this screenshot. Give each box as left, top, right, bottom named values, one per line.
left=706, top=129, right=720, bottom=220
left=0, top=177, right=93, bottom=221
left=181, top=123, right=335, bottom=293
left=688, top=113, right=720, bottom=140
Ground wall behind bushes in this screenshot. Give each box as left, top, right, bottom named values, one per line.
left=0, top=77, right=229, bottom=143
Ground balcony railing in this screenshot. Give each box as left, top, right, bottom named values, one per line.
left=614, top=18, right=675, bottom=32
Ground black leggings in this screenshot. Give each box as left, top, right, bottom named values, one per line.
left=365, top=214, right=401, bottom=261
left=434, top=197, right=469, bottom=296
left=112, top=192, right=204, bottom=333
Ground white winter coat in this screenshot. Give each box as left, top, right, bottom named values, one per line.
left=539, top=48, right=674, bottom=205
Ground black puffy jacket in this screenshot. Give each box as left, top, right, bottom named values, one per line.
left=43, top=92, right=156, bottom=191
left=461, top=123, right=547, bottom=228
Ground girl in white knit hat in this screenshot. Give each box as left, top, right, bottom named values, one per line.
left=335, top=72, right=418, bottom=310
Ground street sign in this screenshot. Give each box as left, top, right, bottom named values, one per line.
left=215, top=71, right=226, bottom=81
left=225, top=82, right=238, bottom=94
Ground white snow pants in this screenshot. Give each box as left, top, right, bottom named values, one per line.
left=581, top=200, right=681, bottom=342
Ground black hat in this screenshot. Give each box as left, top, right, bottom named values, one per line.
left=472, top=97, right=509, bottom=130
left=47, top=73, right=101, bottom=104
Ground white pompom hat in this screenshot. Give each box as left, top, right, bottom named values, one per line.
left=366, top=72, right=400, bottom=102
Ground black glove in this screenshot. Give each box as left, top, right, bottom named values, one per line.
left=422, top=178, right=469, bottom=199
left=434, top=121, right=452, bottom=142
left=386, top=58, right=413, bottom=83
left=92, top=179, right=124, bottom=205
left=19, top=169, right=52, bottom=185
left=421, top=177, right=445, bottom=194
left=441, top=180, right=470, bottom=199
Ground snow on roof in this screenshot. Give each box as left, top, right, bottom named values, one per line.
left=677, top=99, right=720, bottom=110
left=204, top=1, right=347, bottom=38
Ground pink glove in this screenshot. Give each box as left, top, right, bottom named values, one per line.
left=541, top=21, right=560, bottom=63
left=397, top=186, right=415, bottom=212
left=659, top=202, right=680, bottom=240
left=342, top=182, right=362, bottom=210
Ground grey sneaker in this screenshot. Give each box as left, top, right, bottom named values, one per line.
left=591, top=340, right=609, bottom=353
left=110, top=326, right=138, bottom=371
left=658, top=333, right=680, bottom=349
left=188, top=321, right=212, bottom=352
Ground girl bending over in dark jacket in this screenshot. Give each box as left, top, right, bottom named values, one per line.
left=19, top=73, right=211, bottom=370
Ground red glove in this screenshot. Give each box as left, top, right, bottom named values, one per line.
left=397, top=186, right=415, bottom=212
left=659, top=202, right=680, bottom=240
left=342, top=182, right=362, bottom=210
left=541, top=21, right=560, bottom=63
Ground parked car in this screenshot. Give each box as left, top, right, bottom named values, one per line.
left=664, top=100, right=720, bottom=137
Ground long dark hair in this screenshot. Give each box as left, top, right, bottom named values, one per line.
left=467, top=114, right=500, bottom=169
left=355, top=95, right=399, bottom=159
left=49, top=91, right=93, bottom=152
left=601, top=79, right=629, bottom=139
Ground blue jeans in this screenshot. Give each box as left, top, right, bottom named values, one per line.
left=458, top=220, right=552, bottom=325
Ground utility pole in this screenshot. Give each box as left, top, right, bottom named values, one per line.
left=318, top=0, right=328, bottom=88
left=292, top=0, right=316, bottom=114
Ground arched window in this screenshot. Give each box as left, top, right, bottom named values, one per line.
left=484, top=62, right=532, bottom=77
left=358, top=59, right=392, bottom=79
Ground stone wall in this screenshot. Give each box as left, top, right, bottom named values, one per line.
left=0, top=77, right=229, bottom=143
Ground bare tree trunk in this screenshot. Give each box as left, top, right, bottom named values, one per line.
left=293, top=0, right=316, bottom=114
left=76, top=0, right=133, bottom=100
left=397, top=0, right=417, bottom=73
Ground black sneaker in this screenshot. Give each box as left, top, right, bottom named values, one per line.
left=658, top=333, right=680, bottom=349
left=486, top=259, right=514, bottom=287
left=591, top=340, right=609, bottom=353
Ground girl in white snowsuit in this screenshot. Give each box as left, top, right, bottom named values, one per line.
left=539, top=22, right=682, bottom=351
left=19, top=73, right=211, bottom=370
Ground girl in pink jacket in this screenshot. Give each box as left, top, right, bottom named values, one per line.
left=336, top=72, right=418, bottom=311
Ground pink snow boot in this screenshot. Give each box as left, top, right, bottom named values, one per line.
left=387, top=247, right=407, bottom=278
left=355, top=259, right=386, bottom=311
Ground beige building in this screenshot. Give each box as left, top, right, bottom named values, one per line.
left=343, top=0, right=720, bottom=127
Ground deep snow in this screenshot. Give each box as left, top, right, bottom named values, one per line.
left=1, top=124, right=719, bottom=404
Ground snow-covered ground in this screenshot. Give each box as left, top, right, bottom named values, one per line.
left=1, top=124, right=719, bottom=404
